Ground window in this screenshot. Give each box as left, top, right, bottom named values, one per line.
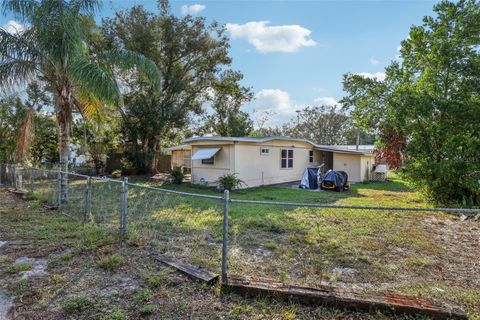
left=201, top=156, right=214, bottom=165
left=281, top=149, right=294, bottom=169
left=309, top=150, right=314, bottom=163
left=260, top=147, right=270, bottom=155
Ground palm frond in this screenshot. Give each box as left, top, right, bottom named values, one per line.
left=68, top=55, right=122, bottom=107
left=2, top=0, right=37, bottom=21
left=15, top=108, right=35, bottom=162
left=70, top=0, right=102, bottom=15
left=0, top=59, right=38, bottom=89
left=73, top=89, right=104, bottom=119
left=99, top=49, right=162, bottom=93
left=0, top=28, right=38, bottom=62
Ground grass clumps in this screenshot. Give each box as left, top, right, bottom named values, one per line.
left=264, top=241, right=278, bottom=251
left=97, top=253, right=123, bottom=271
left=6, top=264, right=32, bottom=274
left=143, top=268, right=170, bottom=288
left=62, top=296, right=95, bottom=314
left=100, top=309, right=128, bottom=320
left=48, top=251, right=74, bottom=268
left=139, top=304, right=156, bottom=315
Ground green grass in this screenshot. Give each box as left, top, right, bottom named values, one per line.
left=1, top=186, right=478, bottom=319
left=131, top=171, right=428, bottom=208
left=97, top=253, right=123, bottom=271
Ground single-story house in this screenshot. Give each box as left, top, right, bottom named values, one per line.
left=166, top=136, right=375, bottom=188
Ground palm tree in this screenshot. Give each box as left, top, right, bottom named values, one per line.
left=0, top=0, right=161, bottom=202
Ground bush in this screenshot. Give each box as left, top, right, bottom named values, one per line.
left=169, top=168, right=184, bottom=184
left=216, top=173, right=245, bottom=191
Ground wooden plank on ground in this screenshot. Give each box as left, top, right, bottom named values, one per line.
left=155, top=254, right=218, bottom=284
left=225, top=275, right=467, bottom=320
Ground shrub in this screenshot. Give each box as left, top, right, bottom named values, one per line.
left=216, top=173, right=245, bottom=191
left=169, top=168, right=184, bottom=184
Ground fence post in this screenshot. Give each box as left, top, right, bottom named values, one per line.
left=18, top=174, right=23, bottom=190
left=12, top=164, right=17, bottom=188
left=30, top=167, right=34, bottom=192
left=57, top=170, right=61, bottom=209
left=84, top=177, right=92, bottom=222
left=120, top=177, right=129, bottom=242
left=221, top=189, right=230, bottom=284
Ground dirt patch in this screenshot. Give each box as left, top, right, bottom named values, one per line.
left=14, top=257, right=48, bottom=279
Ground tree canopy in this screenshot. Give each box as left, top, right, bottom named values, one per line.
left=342, top=0, right=480, bottom=206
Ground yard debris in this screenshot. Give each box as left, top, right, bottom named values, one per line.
left=155, top=254, right=218, bottom=284
left=225, top=275, right=467, bottom=319
left=14, top=257, right=48, bottom=279
left=0, top=288, right=13, bottom=320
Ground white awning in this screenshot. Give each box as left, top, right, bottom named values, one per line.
left=191, top=148, right=221, bottom=160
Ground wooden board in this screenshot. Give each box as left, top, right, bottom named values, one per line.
left=156, top=254, right=218, bottom=284
left=225, top=275, right=467, bottom=320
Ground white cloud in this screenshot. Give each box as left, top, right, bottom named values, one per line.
left=1, top=20, right=26, bottom=34
left=226, top=21, right=316, bottom=53
left=181, top=4, right=205, bottom=15
left=254, top=89, right=297, bottom=125
left=313, top=97, right=339, bottom=106
left=369, top=57, right=379, bottom=65
left=355, top=72, right=386, bottom=81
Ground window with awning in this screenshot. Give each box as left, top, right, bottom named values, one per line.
left=191, top=148, right=221, bottom=161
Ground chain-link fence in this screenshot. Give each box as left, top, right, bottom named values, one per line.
left=1, top=163, right=479, bottom=288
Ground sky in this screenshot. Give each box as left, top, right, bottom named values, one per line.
left=0, top=0, right=439, bottom=126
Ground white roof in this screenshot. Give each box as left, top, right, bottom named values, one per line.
left=182, top=136, right=374, bottom=155
left=191, top=148, right=221, bottom=160
left=165, top=144, right=191, bottom=151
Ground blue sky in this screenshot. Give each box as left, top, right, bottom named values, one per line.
left=1, top=0, right=439, bottom=126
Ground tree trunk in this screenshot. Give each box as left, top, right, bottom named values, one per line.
left=56, top=84, right=73, bottom=204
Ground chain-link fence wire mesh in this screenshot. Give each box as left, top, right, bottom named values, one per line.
left=126, top=183, right=224, bottom=272
left=226, top=201, right=465, bottom=288
left=60, top=173, right=89, bottom=221
left=4, top=163, right=479, bottom=289
left=87, top=178, right=123, bottom=231
left=0, top=164, right=16, bottom=187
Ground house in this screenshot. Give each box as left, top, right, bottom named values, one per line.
left=167, top=136, right=375, bottom=188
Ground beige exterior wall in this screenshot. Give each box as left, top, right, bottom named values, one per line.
left=187, top=139, right=374, bottom=187
left=190, top=144, right=235, bottom=185
left=360, top=154, right=375, bottom=181
left=333, top=153, right=362, bottom=182
left=171, top=150, right=191, bottom=169
left=333, top=153, right=375, bottom=182
left=234, top=140, right=318, bottom=187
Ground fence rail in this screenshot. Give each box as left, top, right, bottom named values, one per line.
left=1, top=163, right=479, bottom=286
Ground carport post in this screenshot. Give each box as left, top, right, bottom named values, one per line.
left=221, top=189, right=230, bottom=284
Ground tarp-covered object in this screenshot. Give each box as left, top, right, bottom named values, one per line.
left=321, top=170, right=349, bottom=192
left=300, top=167, right=321, bottom=189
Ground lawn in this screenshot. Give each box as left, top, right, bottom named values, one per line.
left=131, top=171, right=428, bottom=208
left=0, top=187, right=457, bottom=320
left=13, top=173, right=480, bottom=319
